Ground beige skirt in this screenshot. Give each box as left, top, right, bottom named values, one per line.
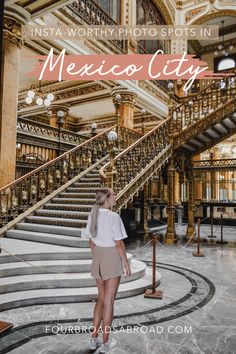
left=91, top=245, right=124, bottom=280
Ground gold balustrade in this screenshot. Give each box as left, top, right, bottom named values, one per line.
left=0, top=126, right=113, bottom=226
left=67, top=0, right=127, bottom=53
left=0, top=125, right=142, bottom=226
left=100, top=120, right=171, bottom=211
left=172, top=76, right=236, bottom=134
left=193, top=158, right=236, bottom=170
left=17, top=117, right=88, bottom=145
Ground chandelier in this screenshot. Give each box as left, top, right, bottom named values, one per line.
left=25, top=80, right=55, bottom=106
left=214, top=20, right=234, bottom=57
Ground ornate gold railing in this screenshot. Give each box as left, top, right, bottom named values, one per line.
left=99, top=75, right=236, bottom=211
left=67, top=0, right=127, bottom=53
left=193, top=158, right=236, bottom=170
left=172, top=76, right=236, bottom=133
left=119, top=126, right=143, bottom=149
left=17, top=118, right=88, bottom=145
left=100, top=120, right=171, bottom=211
left=0, top=125, right=142, bottom=226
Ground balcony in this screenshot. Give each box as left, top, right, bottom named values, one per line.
left=67, top=0, right=127, bottom=53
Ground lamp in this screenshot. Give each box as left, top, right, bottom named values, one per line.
left=113, top=93, right=122, bottom=150
left=214, top=20, right=233, bottom=57
left=107, top=130, right=118, bottom=190
left=57, top=110, right=65, bottom=156
left=25, top=80, right=55, bottom=107
left=90, top=123, right=97, bottom=137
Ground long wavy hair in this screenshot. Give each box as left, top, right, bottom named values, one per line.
left=89, top=188, right=113, bottom=237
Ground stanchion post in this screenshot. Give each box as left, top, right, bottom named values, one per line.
left=144, top=233, right=163, bottom=299
left=193, top=217, right=205, bottom=257
left=0, top=321, right=14, bottom=334
left=208, top=209, right=217, bottom=238
left=216, top=213, right=228, bottom=246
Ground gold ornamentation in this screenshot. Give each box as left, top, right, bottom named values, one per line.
left=185, top=6, right=206, bottom=23
left=3, top=17, right=23, bottom=48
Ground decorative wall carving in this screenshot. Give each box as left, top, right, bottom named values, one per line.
left=3, top=17, right=23, bottom=48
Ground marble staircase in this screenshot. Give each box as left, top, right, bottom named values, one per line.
left=1, top=158, right=159, bottom=311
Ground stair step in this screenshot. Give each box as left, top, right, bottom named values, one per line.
left=0, top=255, right=132, bottom=276
left=0, top=260, right=144, bottom=294
left=35, top=209, right=89, bottom=219
left=25, top=216, right=87, bottom=228
left=51, top=198, right=94, bottom=205
left=0, top=251, right=132, bottom=264
left=16, top=223, right=83, bottom=237
left=44, top=204, right=92, bottom=212
left=85, top=173, right=100, bottom=178
left=65, top=189, right=96, bottom=196
left=6, top=229, right=88, bottom=248
left=59, top=193, right=96, bottom=199
left=80, top=177, right=100, bottom=182
left=73, top=183, right=100, bottom=188
left=0, top=268, right=159, bottom=311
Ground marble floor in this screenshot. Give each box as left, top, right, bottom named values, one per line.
left=0, top=224, right=236, bottom=354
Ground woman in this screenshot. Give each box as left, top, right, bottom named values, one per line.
left=84, top=188, right=131, bottom=353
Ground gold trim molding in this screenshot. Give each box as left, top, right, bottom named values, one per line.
left=3, top=17, right=23, bottom=48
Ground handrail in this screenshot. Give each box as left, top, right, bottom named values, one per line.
left=99, top=119, right=171, bottom=211
left=17, top=117, right=88, bottom=145
left=0, top=123, right=144, bottom=226
left=1, top=125, right=116, bottom=193
left=0, top=125, right=118, bottom=226
left=100, top=118, right=170, bottom=180
left=172, top=75, right=236, bottom=133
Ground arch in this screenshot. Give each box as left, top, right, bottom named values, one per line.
left=190, top=10, right=236, bottom=25
left=217, top=57, right=235, bottom=71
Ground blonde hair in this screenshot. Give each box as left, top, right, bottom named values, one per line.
left=89, top=188, right=113, bottom=237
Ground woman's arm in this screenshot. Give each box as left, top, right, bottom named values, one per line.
left=115, top=240, right=131, bottom=277
left=89, top=238, right=96, bottom=253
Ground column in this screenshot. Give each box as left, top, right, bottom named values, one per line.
left=174, top=172, right=180, bottom=203
left=112, top=88, right=137, bottom=130
left=0, top=17, right=23, bottom=187
left=47, top=104, right=69, bottom=156
left=186, top=164, right=195, bottom=238
left=47, top=104, right=69, bottom=128
left=165, top=158, right=176, bottom=244
left=213, top=147, right=219, bottom=200
left=193, top=155, right=202, bottom=202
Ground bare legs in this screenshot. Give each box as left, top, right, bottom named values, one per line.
left=92, top=279, right=106, bottom=339
left=91, top=276, right=121, bottom=343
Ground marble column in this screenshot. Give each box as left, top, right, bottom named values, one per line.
left=0, top=17, right=23, bottom=187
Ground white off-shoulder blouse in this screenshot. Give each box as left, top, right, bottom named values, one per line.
left=82, top=208, right=128, bottom=247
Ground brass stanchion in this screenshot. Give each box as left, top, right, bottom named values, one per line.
left=144, top=233, right=163, bottom=299
left=192, top=217, right=205, bottom=257
left=216, top=214, right=228, bottom=246
left=0, top=321, right=13, bottom=334
left=208, top=209, right=217, bottom=238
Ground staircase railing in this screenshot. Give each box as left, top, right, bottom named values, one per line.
left=172, top=76, right=236, bottom=133
left=17, top=117, right=88, bottom=145
left=0, top=124, right=142, bottom=226
left=0, top=126, right=110, bottom=226
left=100, top=120, right=171, bottom=211
left=99, top=75, right=236, bottom=211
